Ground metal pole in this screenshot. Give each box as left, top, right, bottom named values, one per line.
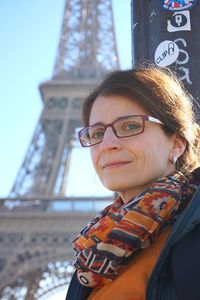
left=131, top=0, right=200, bottom=119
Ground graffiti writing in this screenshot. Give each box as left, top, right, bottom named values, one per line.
left=174, top=38, right=192, bottom=85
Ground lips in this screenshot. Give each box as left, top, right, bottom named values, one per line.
left=102, top=161, right=131, bottom=169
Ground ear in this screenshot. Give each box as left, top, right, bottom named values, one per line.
left=169, top=134, right=186, bottom=162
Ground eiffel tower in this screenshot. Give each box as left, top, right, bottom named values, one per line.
left=0, top=1, right=119, bottom=299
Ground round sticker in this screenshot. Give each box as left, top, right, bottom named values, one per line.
left=154, top=40, right=179, bottom=67
left=161, top=0, right=197, bottom=11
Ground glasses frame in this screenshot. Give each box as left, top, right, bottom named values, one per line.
left=78, top=114, right=164, bottom=147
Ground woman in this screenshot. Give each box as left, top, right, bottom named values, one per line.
left=66, top=66, right=200, bottom=300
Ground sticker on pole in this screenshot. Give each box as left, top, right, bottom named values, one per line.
left=154, top=40, right=179, bottom=67
left=167, top=11, right=191, bottom=32
left=161, top=0, right=197, bottom=11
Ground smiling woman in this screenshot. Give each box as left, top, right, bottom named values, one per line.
left=66, top=66, right=200, bottom=300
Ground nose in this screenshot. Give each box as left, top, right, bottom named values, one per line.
left=99, top=127, right=121, bottom=151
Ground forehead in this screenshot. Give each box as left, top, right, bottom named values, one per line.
left=89, top=95, right=149, bottom=125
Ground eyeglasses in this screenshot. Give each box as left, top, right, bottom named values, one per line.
left=78, top=115, right=164, bottom=147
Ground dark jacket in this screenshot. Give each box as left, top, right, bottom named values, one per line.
left=66, top=186, right=200, bottom=300
left=146, top=185, right=200, bottom=300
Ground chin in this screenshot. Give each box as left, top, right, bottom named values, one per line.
left=102, top=179, right=129, bottom=193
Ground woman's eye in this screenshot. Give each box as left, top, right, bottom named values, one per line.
left=91, top=130, right=104, bottom=140
left=124, top=123, right=141, bottom=131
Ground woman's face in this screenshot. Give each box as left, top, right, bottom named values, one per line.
left=89, top=95, right=176, bottom=203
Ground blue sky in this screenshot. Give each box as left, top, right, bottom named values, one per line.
left=0, top=0, right=132, bottom=198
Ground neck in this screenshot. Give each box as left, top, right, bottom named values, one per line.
left=119, top=187, right=148, bottom=204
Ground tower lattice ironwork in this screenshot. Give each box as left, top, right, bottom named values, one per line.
left=0, top=0, right=119, bottom=299
left=10, top=0, right=119, bottom=198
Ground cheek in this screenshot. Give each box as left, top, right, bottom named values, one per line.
left=144, top=136, right=171, bottom=169
left=132, top=135, right=168, bottom=167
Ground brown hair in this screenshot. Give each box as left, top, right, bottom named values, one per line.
left=82, top=66, right=200, bottom=173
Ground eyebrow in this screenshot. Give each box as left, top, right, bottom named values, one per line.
left=89, top=114, right=137, bottom=127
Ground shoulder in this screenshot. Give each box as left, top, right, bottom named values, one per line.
left=171, top=224, right=200, bottom=300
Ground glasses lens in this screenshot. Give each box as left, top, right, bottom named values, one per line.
left=79, top=125, right=105, bottom=146
left=79, top=116, right=144, bottom=147
left=114, top=115, right=143, bottom=137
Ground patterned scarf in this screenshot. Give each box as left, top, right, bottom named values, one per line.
left=72, top=171, right=198, bottom=288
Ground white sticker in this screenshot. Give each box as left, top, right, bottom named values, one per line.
left=167, top=11, right=191, bottom=32
left=154, top=40, right=179, bottom=67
